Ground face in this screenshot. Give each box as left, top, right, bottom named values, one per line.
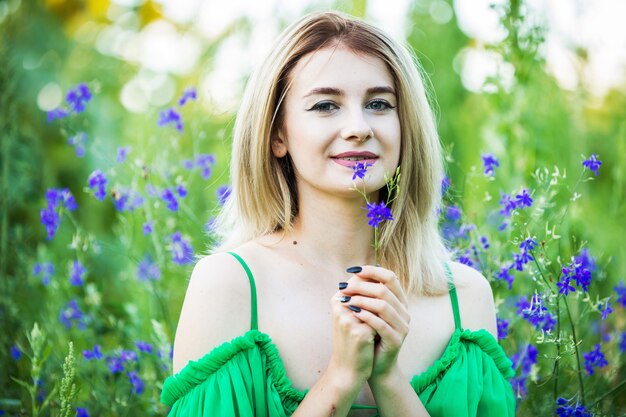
left=273, top=45, right=401, bottom=198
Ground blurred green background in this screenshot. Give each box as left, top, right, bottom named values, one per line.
left=1, top=0, right=625, bottom=415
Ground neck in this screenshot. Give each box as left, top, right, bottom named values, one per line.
left=286, top=187, right=378, bottom=271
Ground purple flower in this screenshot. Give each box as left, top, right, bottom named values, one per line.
left=137, top=255, right=161, bottom=281
left=582, top=154, right=602, bottom=176
left=40, top=206, right=61, bottom=240
left=441, top=176, right=451, bottom=195
left=83, top=345, right=103, bottom=360
left=161, top=188, right=179, bottom=212
left=480, top=236, right=490, bottom=250
left=510, top=343, right=538, bottom=398
left=216, top=185, right=231, bottom=205
left=496, top=264, right=514, bottom=289
left=498, top=193, right=517, bottom=217
left=70, top=260, right=86, bottom=286
left=458, top=251, right=473, bottom=267
left=196, top=154, right=216, bottom=180
left=560, top=254, right=593, bottom=294
left=76, top=407, right=90, bottom=417
left=517, top=294, right=555, bottom=331
left=182, top=159, right=195, bottom=170
left=59, top=299, right=86, bottom=330
left=352, top=161, right=373, bottom=180
left=619, top=332, right=626, bottom=353
left=113, top=189, right=144, bottom=212
left=171, top=232, right=194, bottom=265
left=142, top=221, right=153, bottom=236
left=556, top=397, right=591, bottom=417
left=136, top=341, right=153, bottom=353
left=120, top=350, right=138, bottom=363
left=515, top=189, right=533, bottom=208
left=47, top=107, right=69, bottom=123
left=176, top=184, right=187, bottom=198
left=583, top=344, right=607, bottom=375
left=481, top=153, right=499, bottom=176
left=10, top=345, right=21, bottom=360
left=557, top=275, right=576, bottom=296
left=106, top=356, right=124, bottom=374
left=598, top=300, right=612, bottom=320
left=66, top=83, right=92, bottom=113
left=519, top=237, right=538, bottom=252
left=127, top=371, right=145, bottom=395
left=446, top=206, right=461, bottom=221
left=615, top=281, right=626, bottom=307
left=366, top=201, right=394, bottom=228
left=178, top=87, right=197, bottom=107
left=158, top=108, right=183, bottom=132
left=68, top=133, right=87, bottom=157
left=496, top=317, right=509, bottom=340
left=33, top=262, right=55, bottom=285
left=116, top=146, right=131, bottom=163
left=88, top=170, right=107, bottom=201
left=40, top=188, right=77, bottom=239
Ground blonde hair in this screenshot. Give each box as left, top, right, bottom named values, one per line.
left=213, top=11, right=450, bottom=296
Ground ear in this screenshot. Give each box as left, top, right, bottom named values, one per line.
left=271, top=131, right=288, bottom=158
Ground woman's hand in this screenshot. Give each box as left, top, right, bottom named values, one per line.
left=327, top=284, right=378, bottom=388
left=338, top=265, right=411, bottom=381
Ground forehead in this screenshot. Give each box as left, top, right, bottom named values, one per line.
left=288, top=46, right=395, bottom=95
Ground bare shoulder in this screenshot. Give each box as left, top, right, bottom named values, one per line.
left=172, top=251, right=253, bottom=374
left=447, top=261, right=498, bottom=340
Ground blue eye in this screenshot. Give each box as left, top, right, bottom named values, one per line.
left=366, top=99, right=395, bottom=111
left=309, top=101, right=339, bottom=112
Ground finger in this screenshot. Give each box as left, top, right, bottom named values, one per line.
left=347, top=265, right=408, bottom=306
left=340, top=280, right=410, bottom=323
left=350, top=307, right=404, bottom=347
left=345, top=295, right=409, bottom=334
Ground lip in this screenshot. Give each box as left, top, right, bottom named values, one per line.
left=331, top=151, right=378, bottom=168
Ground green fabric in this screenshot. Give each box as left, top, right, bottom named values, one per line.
left=161, top=257, right=517, bottom=416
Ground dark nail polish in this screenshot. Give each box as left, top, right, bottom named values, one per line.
left=348, top=305, right=361, bottom=313
left=338, top=282, right=348, bottom=290
left=346, top=266, right=362, bottom=273
left=339, top=295, right=351, bottom=303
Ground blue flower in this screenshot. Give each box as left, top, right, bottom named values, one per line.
left=352, top=161, right=372, bottom=180
left=59, top=299, right=87, bottom=330
left=582, top=153, right=602, bottom=176
left=176, top=184, right=188, bottom=198
left=66, top=83, right=92, bottom=113
left=70, top=260, right=86, bottom=286
left=76, top=407, right=90, bottom=417
left=88, top=170, right=107, bottom=201
left=496, top=317, right=509, bottom=340
left=137, top=255, right=161, bottom=281
left=458, top=250, right=473, bottom=267
left=519, top=237, right=538, bottom=252
left=136, top=341, right=153, bottom=353
left=127, top=371, right=145, bottom=395
left=619, top=332, right=626, bottom=353
left=10, top=345, right=21, bottom=360
left=366, top=201, right=394, bottom=228
left=498, top=193, right=517, bottom=217
left=171, top=232, right=194, bottom=265
left=441, top=176, right=451, bottom=195
left=582, top=344, right=607, bottom=375
left=47, top=108, right=69, bottom=123
left=217, top=185, right=231, bottom=205
left=445, top=206, right=461, bottom=222
left=481, top=153, right=499, bottom=176
left=113, top=188, right=144, bottom=212
left=510, top=343, right=538, bottom=398
left=598, top=301, right=612, bottom=320
left=83, top=345, right=103, bottom=360
left=196, top=154, right=216, bottom=180
left=556, top=397, right=591, bottom=417
left=158, top=108, right=183, bottom=132
left=516, top=294, right=555, bottom=331
left=120, top=349, right=138, bottom=363
left=68, top=132, right=87, bottom=158
left=496, top=264, right=514, bottom=289
left=615, top=281, right=626, bottom=307
left=106, top=356, right=124, bottom=374
left=40, top=188, right=77, bottom=239
left=142, top=221, right=153, bottom=236
left=178, top=87, right=197, bottom=106
left=40, top=206, right=61, bottom=240
left=161, top=188, right=179, bottom=212
left=116, top=146, right=131, bottom=163
left=515, top=188, right=533, bottom=208
left=33, top=262, right=55, bottom=285
left=557, top=275, right=576, bottom=296
left=480, top=236, right=490, bottom=250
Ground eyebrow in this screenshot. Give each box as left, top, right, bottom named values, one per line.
left=303, top=86, right=396, bottom=98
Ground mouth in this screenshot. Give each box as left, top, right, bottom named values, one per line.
left=331, top=151, right=378, bottom=167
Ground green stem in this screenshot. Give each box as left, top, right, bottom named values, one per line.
left=553, top=294, right=560, bottom=404
left=589, top=378, right=626, bottom=409
left=561, top=295, right=585, bottom=405
left=374, top=227, right=379, bottom=265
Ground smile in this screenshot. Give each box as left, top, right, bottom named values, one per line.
left=331, top=151, right=378, bottom=167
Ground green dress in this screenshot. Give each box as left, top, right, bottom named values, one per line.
left=161, top=253, right=516, bottom=416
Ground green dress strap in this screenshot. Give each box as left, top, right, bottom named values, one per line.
left=444, top=262, right=462, bottom=331
left=226, top=251, right=258, bottom=331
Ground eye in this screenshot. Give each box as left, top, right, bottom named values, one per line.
left=308, top=101, right=339, bottom=112
left=366, top=99, right=395, bottom=111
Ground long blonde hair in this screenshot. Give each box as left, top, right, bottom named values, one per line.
left=213, top=11, right=450, bottom=296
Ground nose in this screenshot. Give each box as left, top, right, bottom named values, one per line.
left=340, top=109, right=373, bottom=142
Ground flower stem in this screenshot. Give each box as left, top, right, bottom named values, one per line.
left=561, top=295, right=585, bottom=405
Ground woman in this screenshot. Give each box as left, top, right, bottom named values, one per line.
left=162, top=11, right=516, bottom=417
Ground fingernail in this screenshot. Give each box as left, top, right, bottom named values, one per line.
left=348, top=305, right=361, bottom=313
left=346, top=266, right=362, bottom=273
left=338, top=282, right=348, bottom=290
left=338, top=295, right=351, bottom=303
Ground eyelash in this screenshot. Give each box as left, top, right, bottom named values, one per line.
left=308, top=99, right=395, bottom=113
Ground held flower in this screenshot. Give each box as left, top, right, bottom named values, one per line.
left=352, top=161, right=373, bottom=180
left=366, top=201, right=394, bottom=228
